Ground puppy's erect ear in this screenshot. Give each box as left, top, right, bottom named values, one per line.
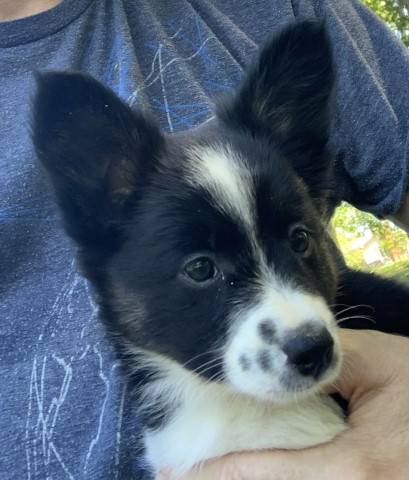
left=33, top=72, right=163, bottom=248
left=217, top=20, right=334, bottom=200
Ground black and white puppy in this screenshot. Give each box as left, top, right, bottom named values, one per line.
left=33, top=20, right=409, bottom=478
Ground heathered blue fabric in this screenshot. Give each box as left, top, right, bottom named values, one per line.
left=0, top=1, right=408, bottom=478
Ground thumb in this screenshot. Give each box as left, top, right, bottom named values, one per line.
left=325, top=329, right=405, bottom=402
left=158, top=444, right=344, bottom=480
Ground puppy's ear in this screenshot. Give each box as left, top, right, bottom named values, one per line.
left=218, top=20, right=334, bottom=200
left=33, top=72, right=163, bottom=248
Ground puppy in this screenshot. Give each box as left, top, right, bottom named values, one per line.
left=33, top=19, right=409, bottom=478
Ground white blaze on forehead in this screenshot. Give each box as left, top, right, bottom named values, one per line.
left=185, top=143, right=268, bottom=270
left=185, top=144, right=255, bottom=233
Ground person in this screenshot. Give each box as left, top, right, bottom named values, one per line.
left=0, top=1, right=408, bottom=479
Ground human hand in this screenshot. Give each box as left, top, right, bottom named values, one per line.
left=157, top=329, right=409, bottom=480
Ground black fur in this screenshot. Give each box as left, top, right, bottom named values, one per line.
left=217, top=19, right=337, bottom=216
left=33, top=19, right=409, bottom=438
left=337, top=268, right=409, bottom=335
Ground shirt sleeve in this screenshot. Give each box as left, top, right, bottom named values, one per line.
left=300, top=0, right=409, bottom=214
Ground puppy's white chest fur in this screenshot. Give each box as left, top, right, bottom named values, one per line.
left=142, top=367, right=346, bottom=477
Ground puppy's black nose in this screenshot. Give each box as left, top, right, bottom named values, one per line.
left=282, top=328, right=334, bottom=379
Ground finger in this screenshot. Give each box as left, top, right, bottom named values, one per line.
left=160, top=446, right=344, bottom=480
left=324, top=329, right=401, bottom=400
left=321, top=329, right=370, bottom=398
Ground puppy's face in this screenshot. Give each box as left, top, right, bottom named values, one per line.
left=108, top=130, right=340, bottom=402
left=33, top=20, right=340, bottom=402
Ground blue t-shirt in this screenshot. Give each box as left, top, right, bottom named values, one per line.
left=1, top=0, right=408, bottom=478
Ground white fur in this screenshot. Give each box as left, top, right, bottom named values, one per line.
left=184, top=144, right=268, bottom=268
left=134, top=350, right=346, bottom=479
left=185, top=144, right=255, bottom=233
left=224, top=282, right=341, bottom=400
left=134, top=145, right=345, bottom=478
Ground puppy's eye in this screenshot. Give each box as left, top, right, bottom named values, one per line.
left=289, top=228, right=310, bottom=254
left=184, top=257, right=217, bottom=283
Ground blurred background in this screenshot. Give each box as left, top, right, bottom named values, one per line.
left=332, top=1, right=409, bottom=285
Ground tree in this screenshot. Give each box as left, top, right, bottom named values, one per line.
left=332, top=202, right=409, bottom=264
left=362, top=0, right=409, bottom=46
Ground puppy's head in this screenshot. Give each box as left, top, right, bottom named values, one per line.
left=33, top=20, right=341, bottom=403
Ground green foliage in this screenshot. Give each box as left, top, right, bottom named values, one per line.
left=332, top=202, right=378, bottom=234
left=362, top=0, right=409, bottom=46
left=332, top=202, right=409, bottom=266
left=374, top=259, right=409, bottom=286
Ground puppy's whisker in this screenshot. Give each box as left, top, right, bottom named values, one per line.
left=207, top=371, right=224, bottom=384
left=334, top=304, right=375, bottom=317
left=183, top=349, right=223, bottom=368
left=189, top=356, right=224, bottom=374
left=336, top=314, right=376, bottom=325
left=194, top=360, right=224, bottom=378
